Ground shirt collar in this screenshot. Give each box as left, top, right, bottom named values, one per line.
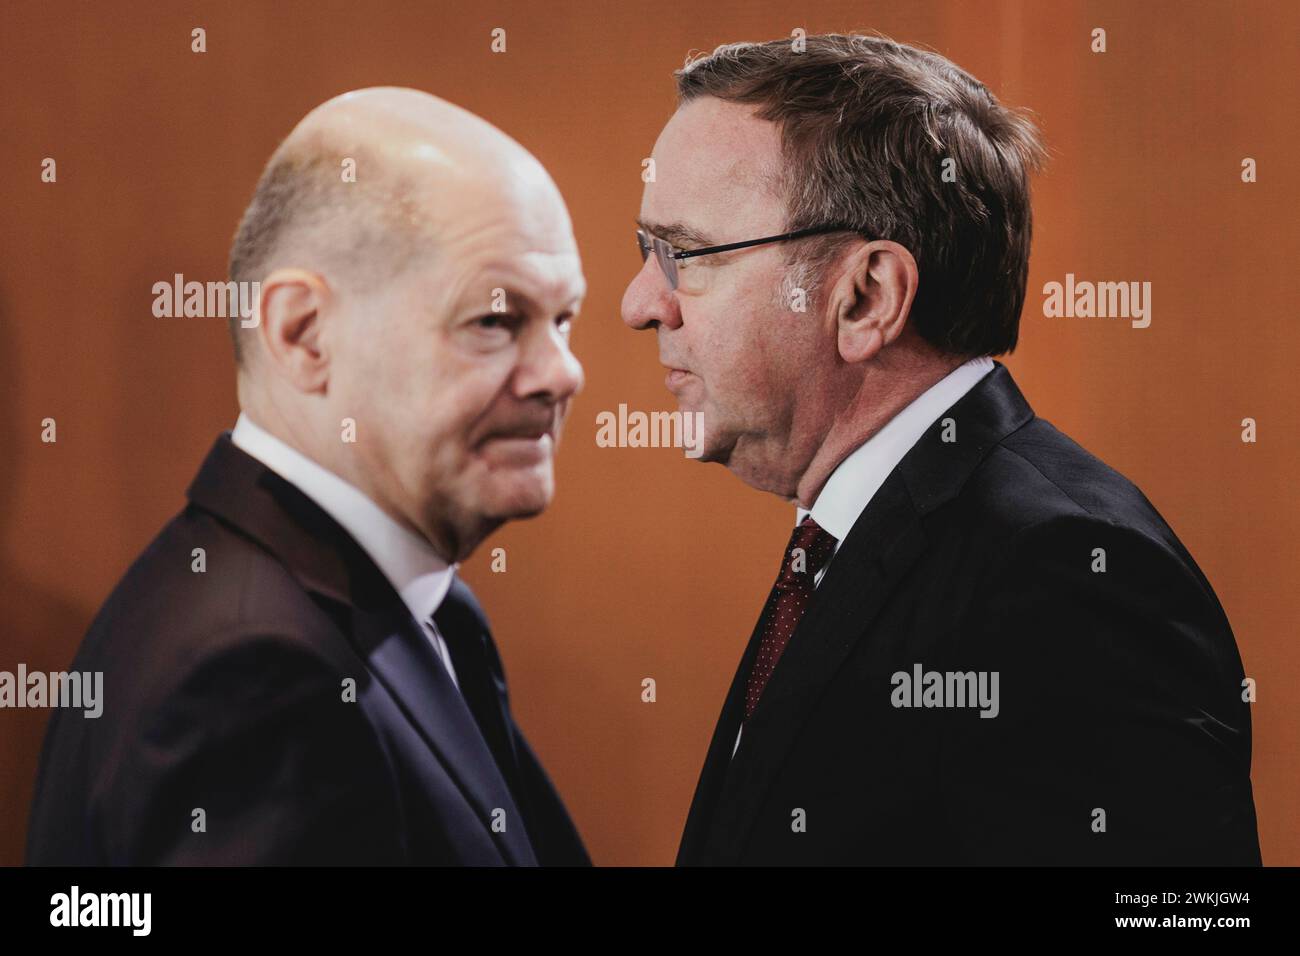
left=797, top=356, right=996, bottom=543
left=231, top=413, right=456, bottom=626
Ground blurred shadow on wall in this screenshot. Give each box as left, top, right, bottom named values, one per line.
left=0, top=291, right=93, bottom=865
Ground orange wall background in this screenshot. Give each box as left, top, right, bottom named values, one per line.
left=1, top=0, right=1296, bottom=866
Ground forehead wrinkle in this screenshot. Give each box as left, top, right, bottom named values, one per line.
left=653, top=99, right=788, bottom=236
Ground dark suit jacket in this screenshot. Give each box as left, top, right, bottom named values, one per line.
left=26, top=435, right=589, bottom=865
left=679, top=362, right=1261, bottom=866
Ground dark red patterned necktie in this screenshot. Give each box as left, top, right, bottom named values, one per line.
left=744, top=516, right=839, bottom=719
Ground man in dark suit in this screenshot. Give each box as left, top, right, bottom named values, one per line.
left=27, top=88, right=590, bottom=865
left=622, top=35, right=1260, bottom=864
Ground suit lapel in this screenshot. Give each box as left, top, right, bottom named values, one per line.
left=348, top=596, right=536, bottom=866
left=434, top=579, right=529, bottom=824
left=686, top=362, right=1036, bottom=864
left=186, top=434, right=536, bottom=865
left=677, top=593, right=770, bottom=864
left=702, top=476, right=928, bottom=862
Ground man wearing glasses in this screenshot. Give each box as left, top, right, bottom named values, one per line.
left=622, top=34, right=1261, bottom=865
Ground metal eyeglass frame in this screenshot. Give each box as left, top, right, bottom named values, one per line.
left=636, top=224, right=863, bottom=291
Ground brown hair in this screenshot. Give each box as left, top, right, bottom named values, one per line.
left=675, top=33, right=1047, bottom=357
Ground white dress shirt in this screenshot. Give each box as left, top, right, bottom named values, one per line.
left=798, top=355, right=995, bottom=585
left=734, top=355, right=995, bottom=755
left=231, top=413, right=461, bottom=689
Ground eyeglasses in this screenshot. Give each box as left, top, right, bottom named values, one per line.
left=636, top=224, right=862, bottom=291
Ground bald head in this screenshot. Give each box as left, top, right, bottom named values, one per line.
left=227, top=87, right=563, bottom=367
left=227, top=87, right=584, bottom=562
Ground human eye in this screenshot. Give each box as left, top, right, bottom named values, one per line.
left=467, top=312, right=523, bottom=347
left=478, top=311, right=525, bottom=329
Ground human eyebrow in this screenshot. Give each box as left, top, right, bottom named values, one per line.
left=636, top=218, right=713, bottom=249
left=469, top=279, right=585, bottom=318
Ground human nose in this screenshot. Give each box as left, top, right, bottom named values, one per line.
left=515, top=318, right=584, bottom=402
left=621, top=253, right=682, bottom=332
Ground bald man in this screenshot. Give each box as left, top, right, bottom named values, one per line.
left=26, top=89, right=590, bottom=865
